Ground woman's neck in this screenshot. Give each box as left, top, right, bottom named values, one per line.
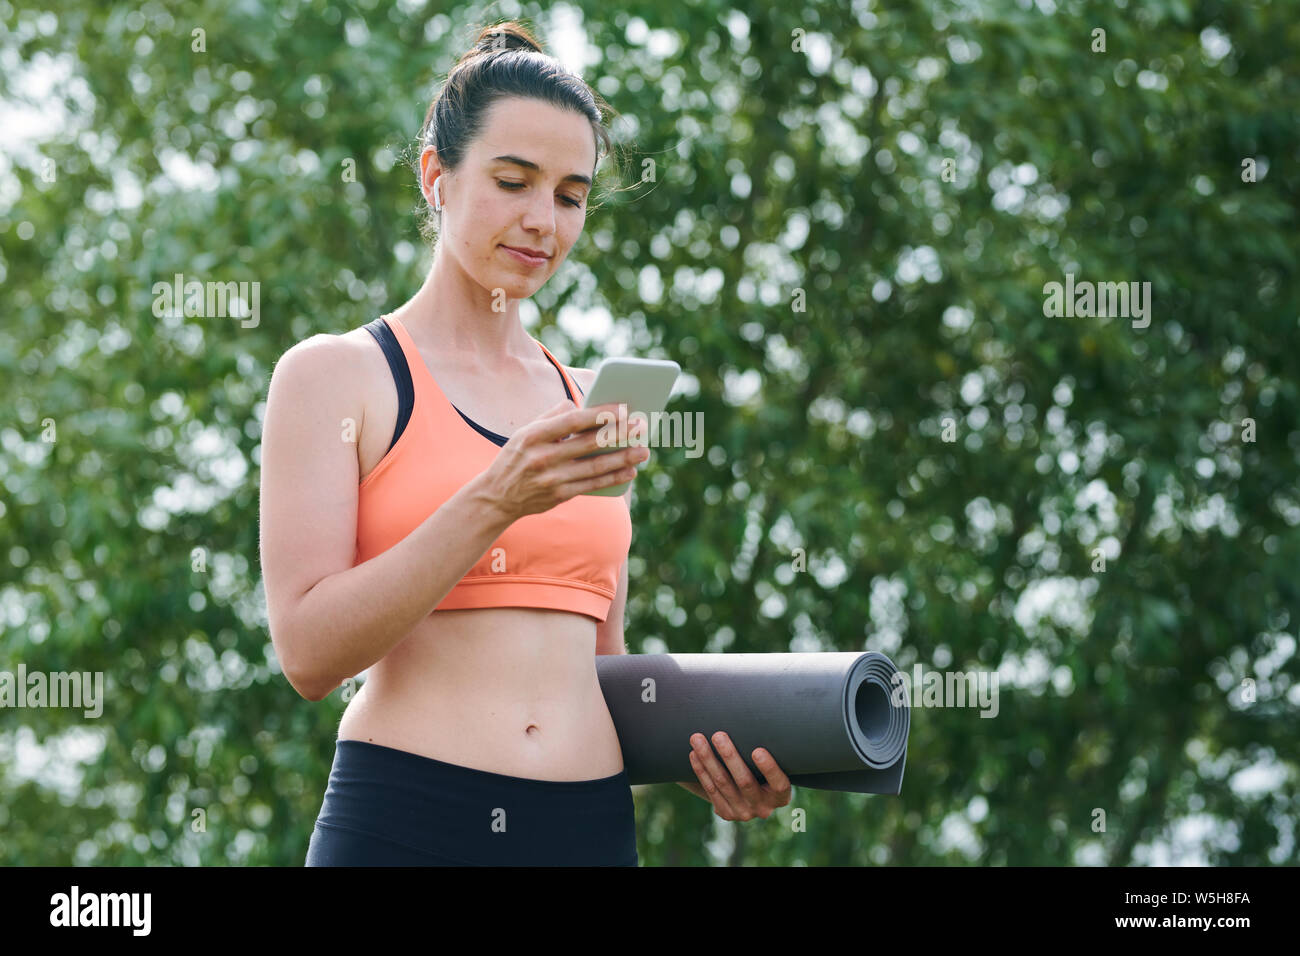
left=393, top=253, right=537, bottom=363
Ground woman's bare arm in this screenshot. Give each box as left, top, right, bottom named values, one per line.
left=258, top=334, right=516, bottom=701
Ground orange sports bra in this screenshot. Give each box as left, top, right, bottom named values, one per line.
left=353, top=314, right=632, bottom=623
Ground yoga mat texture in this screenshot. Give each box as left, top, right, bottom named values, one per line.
left=595, top=652, right=909, bottom=794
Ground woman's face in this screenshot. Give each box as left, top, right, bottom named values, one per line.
left=421, top=95, right=595, bottom=301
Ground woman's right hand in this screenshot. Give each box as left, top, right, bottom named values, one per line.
left=475, top=400, right=650, bottom=522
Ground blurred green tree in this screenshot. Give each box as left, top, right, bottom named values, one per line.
left=1, top=0, right=1296, bottom=865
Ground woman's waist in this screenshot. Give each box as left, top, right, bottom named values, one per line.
left=348, top=666, right=613, bottom=724
left=338, top=659, right=624, bottom=779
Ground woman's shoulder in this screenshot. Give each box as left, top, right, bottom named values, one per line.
left=275, top=319, right=379, bottom=357
left=269, top=323, right=389, bottom=407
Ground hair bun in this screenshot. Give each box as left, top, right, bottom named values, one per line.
left=473, top=22, right=542, bottom=56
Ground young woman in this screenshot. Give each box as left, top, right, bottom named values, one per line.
left=259, top=20, right=791, bottom=867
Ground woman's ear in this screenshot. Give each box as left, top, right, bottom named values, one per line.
left=420, top=146, right=442, bottom=207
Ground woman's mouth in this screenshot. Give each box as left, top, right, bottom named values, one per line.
left=500, top=245, right=550, bottom=267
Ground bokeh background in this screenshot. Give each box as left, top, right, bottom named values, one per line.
left=2, top=0, right=1297, bottom=866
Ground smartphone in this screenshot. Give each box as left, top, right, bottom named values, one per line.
left=575, top=356, right=680, bottom=496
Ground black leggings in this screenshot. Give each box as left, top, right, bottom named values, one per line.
left=305, top=739, right=639, bottom=866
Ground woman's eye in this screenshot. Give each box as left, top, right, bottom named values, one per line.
left=497, top=180, right=583, bottom=207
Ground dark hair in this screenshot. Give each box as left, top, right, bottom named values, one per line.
left=411, top=20, right=624, bottom=244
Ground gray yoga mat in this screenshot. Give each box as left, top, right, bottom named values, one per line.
left=594, top=652, right=909, bottom=794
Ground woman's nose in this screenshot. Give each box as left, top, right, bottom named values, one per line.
left=520, top=192, right=557, bottom=235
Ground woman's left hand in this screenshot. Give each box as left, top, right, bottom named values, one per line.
left=679, top=731, right=792, bottom=821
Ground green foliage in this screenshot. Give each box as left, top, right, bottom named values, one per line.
left=2, top=0, right=1296, bottom=865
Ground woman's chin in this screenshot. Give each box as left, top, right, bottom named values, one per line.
left=492, top=274, right=543, bottom=299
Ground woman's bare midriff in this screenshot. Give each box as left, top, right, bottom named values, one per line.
left=334, top=318, right=626, bottom=783
left=335, top=607, right=626, bottom=781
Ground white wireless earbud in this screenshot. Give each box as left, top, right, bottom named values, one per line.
left=433, top=177, right=443, bottom=211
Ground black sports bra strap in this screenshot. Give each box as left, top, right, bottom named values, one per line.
left=539, top=348, right=582, bottom=400
left=364, top=317, right=414, bottom=454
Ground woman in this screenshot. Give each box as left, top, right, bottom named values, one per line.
left=259, top=21, right=791, bottom=867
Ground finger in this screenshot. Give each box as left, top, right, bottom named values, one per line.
left=688, top=750, right=739, bottom=820
left=557, top=460, right=639, bottom=498
left=556, top=439, right=647, bottom=487
left=751, top=747, right=793, bottom=802
left=556, top=439, right=644, bottom=486
left=709, top=732, right=765, bottom=814
left=573, top=403, right=644, bottom=459
left=690, top=732, right=750, bottom=819
left=561, top=419, right=626, bottom=458
left=533, top=402, right=625, bottom=446
left=578, top=403, right=633, bottom=450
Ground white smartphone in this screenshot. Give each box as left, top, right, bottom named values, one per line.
left=576, top=356, right=680, bottom=496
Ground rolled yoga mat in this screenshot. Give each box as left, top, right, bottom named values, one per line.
left=594, top=652, right=909, bottom=794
